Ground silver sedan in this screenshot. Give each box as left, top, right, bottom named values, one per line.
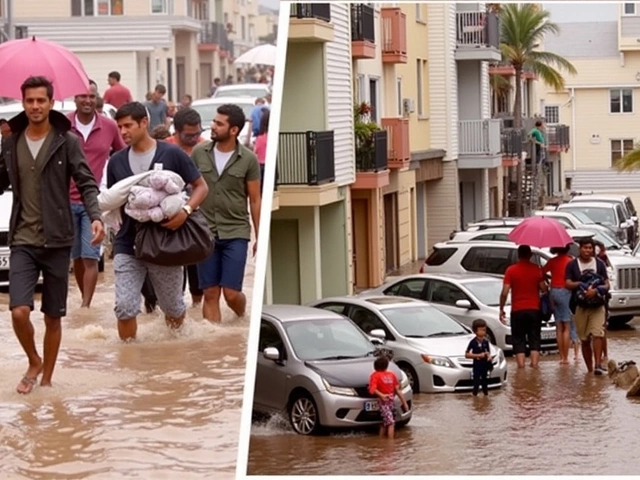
left=310, top=296, right=508, bottom=394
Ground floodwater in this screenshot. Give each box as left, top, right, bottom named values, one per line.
left=0, top=256, right=253, bottom=480
left=248, top=320, right=640, bottom=476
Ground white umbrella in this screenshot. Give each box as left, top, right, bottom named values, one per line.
left=234, top=44, right=277, bottom=66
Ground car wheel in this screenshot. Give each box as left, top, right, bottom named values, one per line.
left=398, top=363, right=419, bottom=393
left=608, top=315, right=634, bottom=327
left=289, top=394, right=320, bottom=435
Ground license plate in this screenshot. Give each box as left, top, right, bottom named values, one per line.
left=0, top=254, right=9, bottom=269
left=541, top=330, right=556, bottom=340
left=364, top=400, right=380, bottom=412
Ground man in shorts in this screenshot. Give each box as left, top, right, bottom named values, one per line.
left=107, top=102, right=208, bottom=341
left=565, top=238, right=610, bottom=375
left=499, top=245, right=548, bottom=368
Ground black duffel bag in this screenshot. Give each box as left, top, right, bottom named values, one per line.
left=134, top=210, right=214, bottom=267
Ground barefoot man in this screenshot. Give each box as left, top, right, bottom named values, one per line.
left=0, top=76, right=104, bottom=394
left=191, top=104, right=261, bottom=322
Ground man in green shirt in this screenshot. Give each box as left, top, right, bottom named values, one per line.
left=191, top=104, right=261, bottom=323
left=529, top=120, right=546, bottom=164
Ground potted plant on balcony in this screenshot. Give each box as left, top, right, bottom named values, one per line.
left=354, top=102, right=381, bottom=171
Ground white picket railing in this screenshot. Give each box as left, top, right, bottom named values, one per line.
left=459, top=119, right=502, bottom=155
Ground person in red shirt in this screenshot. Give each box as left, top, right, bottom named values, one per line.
left=499, top=245, right=548, bottom=368
left=368, top=355, right=409, bottom=438
left=103, top=71, right=133, bottom=109
left=542, top=245, right=574, bottom=364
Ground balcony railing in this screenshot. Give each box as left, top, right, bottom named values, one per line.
left=501, top=128, right=524, bottom=159
left=456, top=11, right=500, bottom=49
left=290, top=3, right=331, bottom=23
left=199, top=21, right=227, bottom=45
left=351, top=4, right=375, bottom=43
left=356, top=130, right=388, bottom=172
left=381, top=7, right=407, bottom=63
left=459, top=119, right=502, bottom=156
left=277, top=131, right=335, bottom=185
left=547, top=125, right=570, bottom=150
left=381, top=117, right=410, bottom=165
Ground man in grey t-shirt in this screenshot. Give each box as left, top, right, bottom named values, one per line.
left=144, top=84, right=168, bottom=131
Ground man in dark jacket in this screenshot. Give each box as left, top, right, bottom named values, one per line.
left=0, top=76, right=104, bottom=394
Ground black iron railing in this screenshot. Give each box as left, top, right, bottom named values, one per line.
left=290, top=3, right=331, bottom=22
left=278, top=131, right=335, bottom=185
left=356, top=130, right=388, bottom=172
left=501, top=128, right=524, bottom=158
left=547, top=125, right=570, bottom=149
left=199, top=22, right=227, bottom=45
left=351, top=4, right=375, bottom=43
left=456, top=11, right=499, bottom=49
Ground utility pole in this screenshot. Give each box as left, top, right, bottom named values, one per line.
left=6, top=0, right=14, bottom=40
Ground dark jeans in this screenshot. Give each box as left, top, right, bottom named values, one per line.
left=511, top=309, right=542, bottom=354
left=472, top=363, right=489, bottom=396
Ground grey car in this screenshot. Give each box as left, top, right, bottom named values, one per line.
left=310, top=296, right=507, bottom=394
left=363, top=273, right=557, bottom=353
left=254, top=305, right=413, bottom=435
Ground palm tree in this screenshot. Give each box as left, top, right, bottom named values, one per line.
left=499, top=4, right=577, bottom=129
left=614, top=142, right=640, bottom=171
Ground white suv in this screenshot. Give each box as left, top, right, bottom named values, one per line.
left=421, top=241, right=640, bottom=326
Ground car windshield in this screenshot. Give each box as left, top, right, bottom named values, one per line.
left=215, top=88, right=267, bottom=99
left=561, top=206, right=615, bottom=226
left=381, top=305, right=470, bottom=338
left=463, top=279, right=510, bottom=307
left=561, top=210, right=596, bottom=224
left=284, top=318, right=374, bottom=361
left=192, top=103, right=254, bottom=124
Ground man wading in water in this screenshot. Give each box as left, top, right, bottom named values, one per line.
left=0, top=76, right=104, bottom=394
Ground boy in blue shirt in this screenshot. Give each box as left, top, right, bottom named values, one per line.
left=466, top=319, right=492, bottom=396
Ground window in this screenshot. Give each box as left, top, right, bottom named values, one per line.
left=315, top=303, right=347, bottom=316
left=258, top=320, right=286, bottom=358
left=356, top=74, right=366, bottom=104
left=72, top=0, right=123, bottom=15
left=384, top=279, right=428, bottom=299
left=369, top=77, right=379, bottom=122
left=425, top=247, right=457, bottom=266
left=624, top=3, right=636, bottom=15
left=415, top=3, right=423, bottom=21
left=544, top=105, right=559, bottom=124
left=241, top=16, right=247, bottom=40
left=348, top=307, right=392, bottom=339
left=397, top=77, right=403, bottom=116
left=416, top=59, right=427, bottom=116
left=611, top=139, right=635, bottom=165
left=428, top=281, right=470, bottom=306
left=151, top=0, right=173, bottom=14
left=610, top=89, right=633, bottom=113
left=460, top=247, right=516, bottom=275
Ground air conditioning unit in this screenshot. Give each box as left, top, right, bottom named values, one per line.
left=14, top=26, right=29, bottom=39
left=402, top=98, right=415, bottom=115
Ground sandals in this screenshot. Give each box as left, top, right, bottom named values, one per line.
left=16, top=375, right=38, bottom=395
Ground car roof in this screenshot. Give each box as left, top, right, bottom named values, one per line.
left=558, top=202, right=617, bottom=209
left=192, top=96, right=256, bottom=106
left=215, top=83, right=268, bottom=90
left=571, top=194, right=628, bottom=202
left=434, top=240, right=544, bottom=251
left=262, top=304, right=345, bottom=323
left=395, top=272, right=501, bottom=282
left=320, top=295, right=425, bottom=308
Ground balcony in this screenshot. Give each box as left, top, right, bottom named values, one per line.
left=381, top=117, right=410, bottom=168
left=547, top=125, right=570, bottom=152
left=381, top=7, right=407, bottom=64
left=458, top=119, right=502, bottom=169
left=289, top=3, right=334, bottom=43
left=353, top=130, right=389, bottom=190
left=455, top=11, right=501, bottom=62
left=198, top=22, right=227, bottom=51
left=489, top=62, right=538, bottom=80
left=501, top=128, right=524, bottom=167
left=351, top=4, right=376, bottom=60
left=277, top=131, right=335, bottom=186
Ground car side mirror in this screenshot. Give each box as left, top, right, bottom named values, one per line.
left=263, top=347, right=281, bottom=362
left=632, top=216, right=638, bottom=222
left=369, top=329, right=387, bottom=340
left=455, top=299, right=472, bottom=309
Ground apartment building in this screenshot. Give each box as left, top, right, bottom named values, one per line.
left=198, top=0, right=236, bottom=98
left=255, top=5, right=279, bottom=43
left=536, top=3, right=640, bottom=200
left=266, top=3, right=355, bottom=305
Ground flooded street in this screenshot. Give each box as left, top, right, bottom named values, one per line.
left=0, top=257, right=253, bottom=479
left=248, top=320, right=640, bottom=476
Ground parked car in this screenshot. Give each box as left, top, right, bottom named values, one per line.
left=464, top=217, right=523, bottom=232
left=532, top=210, right=619, bottom=239
left=421, top=240, right=640, bottom=326
left=569, top=194, right=639, bottom=243
left=211, top=83, right=270, bottom=101
left=557, top=201, right=634, bottom=246
left=362, top=273, right=557, bottom=353
left=177, top=96, right=256, bottom=146
left=310, top=296, right=508, bottom=393
left=254, top=305, right=413, bottom=435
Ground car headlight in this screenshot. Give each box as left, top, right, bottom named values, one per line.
left=496, top=349, right=505, bottom=364
left=321, top=377, right=356, bottom=396
left=608, top=267, right=616, bottom=287
left=422, top=354, right=455, bottom=368
left=399, top=371, right=410, bottom=389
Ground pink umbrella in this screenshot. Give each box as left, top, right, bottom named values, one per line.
left=0, top=36, right=90, bottom=101
left=508, top=216, right=573, bottom=248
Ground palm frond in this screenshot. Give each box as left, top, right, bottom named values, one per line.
left=614, top=149, right=640, bottom=171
